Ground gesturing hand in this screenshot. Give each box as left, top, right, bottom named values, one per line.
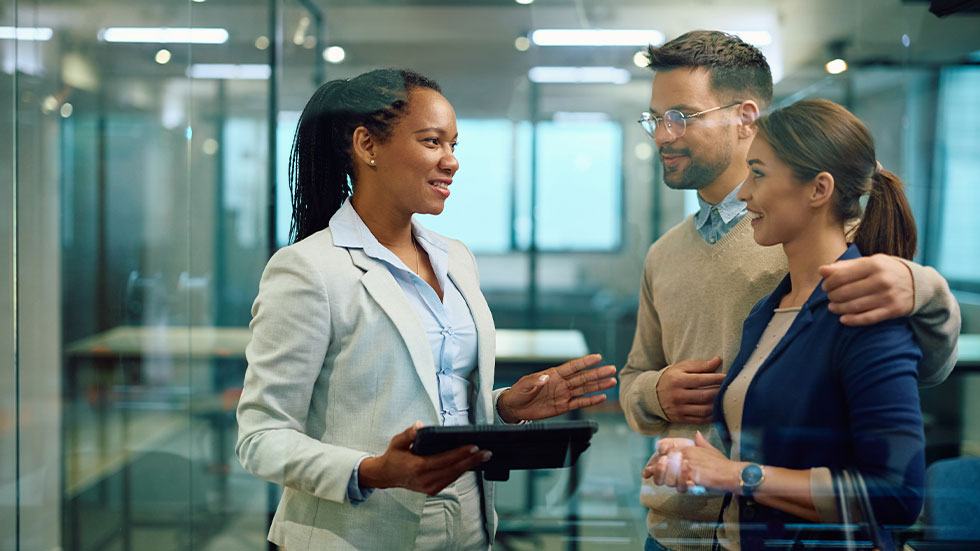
left=656, top=357, right=725, bottom=424
left=358, top=422, right=492, bottom=496
left=496, top=354, right=617, bottom=424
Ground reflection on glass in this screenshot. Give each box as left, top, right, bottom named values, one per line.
left=1, top=0, right=978, bottom=550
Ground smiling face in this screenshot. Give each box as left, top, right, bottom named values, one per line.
left=370, top=87, right=459, bottom=217
left=738, top=136, right=816, bottom=247
left=648, top=68, right=740, bottom=192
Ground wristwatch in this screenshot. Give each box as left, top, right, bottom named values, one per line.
left=739, top=463, right=765, bottom=497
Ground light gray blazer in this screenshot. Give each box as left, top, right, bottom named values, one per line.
left=235, top=226, right=501, bottom=551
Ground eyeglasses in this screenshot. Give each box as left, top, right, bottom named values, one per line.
left=638, top=101, right=743, bottom=139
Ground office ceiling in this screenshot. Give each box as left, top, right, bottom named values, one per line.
left=10, top=0, right=980, bottom=115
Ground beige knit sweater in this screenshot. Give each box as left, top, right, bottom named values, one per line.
left=620, top=214, right=960, bottom=551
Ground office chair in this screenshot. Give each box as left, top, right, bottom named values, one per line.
left=921, top=456, right=980, bottom=544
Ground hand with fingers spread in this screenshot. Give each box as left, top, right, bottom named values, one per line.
left=358, top=422, right=492, bottom=497
left=496, top=353, right=617, bottom=423
left=655, top=356, right=725, bottom=424
left=819, top=253, right=914, bottom=326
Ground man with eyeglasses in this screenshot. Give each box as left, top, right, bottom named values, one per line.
left=619, top=30, right=960, bottom=551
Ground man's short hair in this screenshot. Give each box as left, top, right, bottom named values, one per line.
left=646, top=30, right=773, bottom=109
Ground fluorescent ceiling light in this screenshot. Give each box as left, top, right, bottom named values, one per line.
left=528, top=66, right=630, bottom=84
left=187, top=64, right=270, bottom=80
left=723, top=30, right=772, bottom=47
left=0, top=27, right=54, bottom=41
left=101, top=27, right=229, bottom=44
left=531, top=29, right=664, bottom=47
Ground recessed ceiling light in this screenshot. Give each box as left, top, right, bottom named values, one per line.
left=633, top=50, right=648, bottom=68
left=41, top=95, right=59, bottom=114
left=825, top=58, right=848, bottom=75
left=323, top=46, right=346, bottom=63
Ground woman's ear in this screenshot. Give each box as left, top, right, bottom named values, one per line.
left=810, top=171, right=835, bottom=208
left=737, top=100, right=760, bottom=140
left=351, top=126, right=376, bottom=167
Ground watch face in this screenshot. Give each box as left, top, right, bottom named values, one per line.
left=741, top=464, right=764, bottom=486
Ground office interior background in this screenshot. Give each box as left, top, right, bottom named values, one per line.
left=2, top=0, right=979, bottom=549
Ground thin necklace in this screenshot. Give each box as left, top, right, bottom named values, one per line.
left=412, top=236, right=420, bottom=276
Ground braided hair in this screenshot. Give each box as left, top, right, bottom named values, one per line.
left=288, top=68, right=441, bottom=242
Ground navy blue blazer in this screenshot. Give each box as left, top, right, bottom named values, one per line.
left=715, top=244, right=925, bottom=548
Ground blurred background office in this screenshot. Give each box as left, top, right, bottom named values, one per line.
left=1, top=0, right=979, bottom=549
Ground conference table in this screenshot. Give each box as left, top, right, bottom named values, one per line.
left=65, top=324, right=588, bottom=366
left=63, top=325, right=591, bottom=551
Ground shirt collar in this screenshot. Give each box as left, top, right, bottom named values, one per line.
left=329, top=197, right=448, bottom=271
left=694, top=183, right=747, bottom=229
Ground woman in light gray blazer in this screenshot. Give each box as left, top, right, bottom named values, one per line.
left=235, top=69, right=617, bottom=551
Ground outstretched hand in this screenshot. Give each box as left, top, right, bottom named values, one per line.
left=496, top=354, right=617, bottom=423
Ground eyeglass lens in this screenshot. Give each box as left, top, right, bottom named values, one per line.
left=640, top=110, right=687, bottom=139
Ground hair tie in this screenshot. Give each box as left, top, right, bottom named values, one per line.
left=874, top=160, right=883, bottom=176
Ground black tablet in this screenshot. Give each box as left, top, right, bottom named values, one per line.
left=411, top=420, right=598, bottom=481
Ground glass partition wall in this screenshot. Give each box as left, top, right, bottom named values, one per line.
left=2, top=0, right=979, bottom=550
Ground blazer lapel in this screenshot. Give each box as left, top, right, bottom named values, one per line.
left=348, top=248, right=441, bottom=417
left=448, top=250, right=496, bottom=424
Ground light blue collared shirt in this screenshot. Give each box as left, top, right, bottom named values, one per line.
left=693, top=184, right=747, bottom=244
left=329, top=199, right=480, bottom=502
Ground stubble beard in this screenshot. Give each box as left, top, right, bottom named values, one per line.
left=661, top=144, right=735, bottom=192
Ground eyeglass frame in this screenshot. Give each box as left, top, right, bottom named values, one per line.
left=637, top=101, right=743, bottom=139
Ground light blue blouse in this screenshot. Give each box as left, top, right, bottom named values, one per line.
left=329, top=199, right=480, bottom=502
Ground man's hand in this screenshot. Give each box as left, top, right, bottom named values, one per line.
left=358, top=422, right=491, bottom=496
left=655, top=356, right=724, bottom=424
left=819, top=254, right=914, bottom=326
